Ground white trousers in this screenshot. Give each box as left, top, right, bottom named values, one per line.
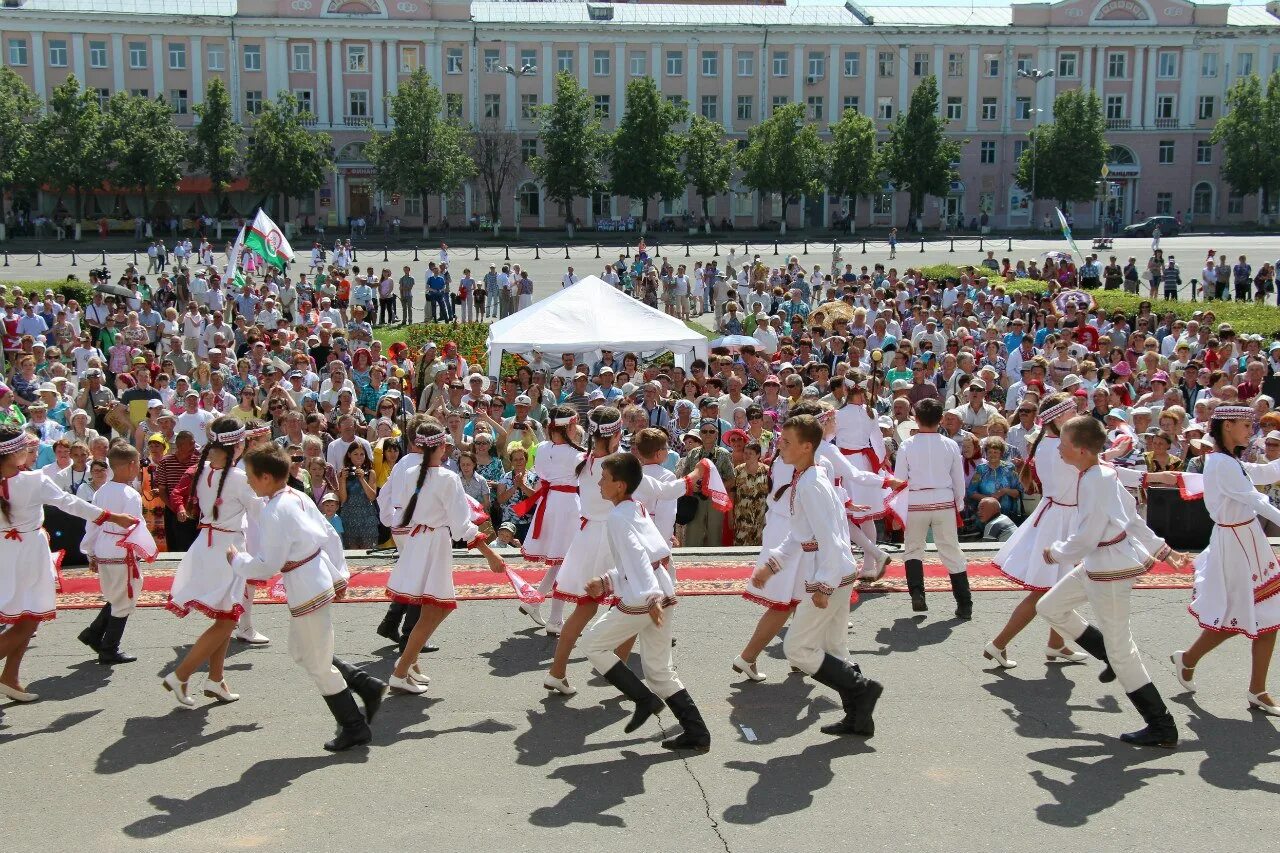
left=849, top=520, right=885, bottom=573
left=1036, top=566, right=1152, bottom=693
left=98, top=560, right=140, bottom=617
left=288, top=606, right=347, bottom=696
left=784, top=583, right=854, bottom=675
left=581, top=605, right=684, bottom=700
left=237, top=591, right=259, bottom=633
left=903, top=508, right=966, bottom=575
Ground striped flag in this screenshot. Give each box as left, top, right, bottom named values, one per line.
left=1055, top=207, right=1083, bottom=261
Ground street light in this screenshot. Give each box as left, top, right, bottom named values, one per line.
left=494, top=64, right=537, bottom=77
left=1015, top=68, right=1054, bottom=228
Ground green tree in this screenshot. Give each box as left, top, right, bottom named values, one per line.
left=1014, top=88, right=1107, bottom=212
left=104, top=92, right=186, bottom=219
left=0, top=67, right=40, bottom=231
left=737, top=102, right=827, bottom=234
left=31, top=75, right=108, bottom=233
left=879, top=75, right=962, bottom=228
left=366, top=69, right=474, bottom=238
left=471, top=120, right=522, bottom=235
left=532, top=71, right=609, bottom=236
left=189, top=77, right=242, bottom=219
left=610, top=77, right=685, bottom=232
left=827, top=108, right=880, bottom=234
left=682, top=113, right=735, bottom=234
left=1211, top=73, right=1280, bottom=220
left=245, top=91, right=334, bottom=226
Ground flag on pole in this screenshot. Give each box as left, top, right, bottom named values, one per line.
left=1055, top=207, right=1083, bottom=261
left=244, top=209, right=295, bottom=271
left=223, top=225, right=246, bottom=289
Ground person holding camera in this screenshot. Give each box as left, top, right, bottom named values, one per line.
left=336, top=442, right=379, bottom=549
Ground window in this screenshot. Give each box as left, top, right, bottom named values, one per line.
left=980, top=140, right=996, bottom=164
left=807, top=96, right=823, bottom=121
left=1228, top=192, right=1244, bottom=215
left=1238, top=52, right=1254, bottom=78
left=345, top=45, right=365, bottom=73
left=736, top=95, right=753, bottom=121
left=1016, top=53, right=1032, bottom=74
left=808, top=52, right=825, bottom=80
left=245, top=90, right=263, bottom=115
left=946, top=96, right=963, bottom=120
left=520, top=49, right=537, bottom=70
left=1155, top=192, right=1172, bottom=215
left=877, top=97, right=893, bottom=120
left=948, top=51, right=964, bottom=77
left=878, top=51, right=894, bottom=78
left=294, top=89, right=313, bottom=115
left=520, top=93, right=538, bottom=119
left=700, top=94, right=718, bottom=120
left=445, top=93, right=462, bottom=118
left=1058, top=51, right=1077, bottom=78
left=630, top=52, right=646, bottom=77
left=167, top=42, right=186, bottom=70
left=207, top=44, right=225, bottom=71
left=1013, top=139, right=1029, bottom=160
left=292, top=43, right=313, bottom=72
left=912, top=52, right=929, bottom=77
left=95, top=87, right=110, bottom=109
left=593, top=50, right=610, bottom=77
left=243, top=44, right=262, bottom=72
left=399, top=46, right=419, bottom=73
left=129, top=88, right=149, bottom=98
left=1105, top=94, right=1125, bottom=120
left=667, top=51, right=684, bottom=76
left=519, top=183, right=540, bottom=217
left=346, top=90, right=368, bottom=118
left=1195, top=140, right=1213, bottom=164
left=6, top=39, right=26, bottom=67
left=1200, top=52, right=1218, bottom=78
left=843, top=51, right=860, bottom=77
left=702, top=51, right=719, bottom=77
left=1157, top=51, right=1178, bottom=78
left=1015, top=97, right=1031, bottom=120
left=557, top=50, right=574, bottom=73
left=1192, top=182, right=1213, bottom=217
left=48, top=39, right=68, bottom=68
left=168, top=88, right=188, bottom=115
left=89, top=40, right=107, bottom=68
left=1197, top=95, right=1215, bottom=120
left=984, top=55, right=999, bottom=77
left=771, top=95, right=788, bottom=113
left=772, top=51, right=788, bottom=77
left=734, top=191, right=754, bottom=217
left=981, top=97, right=998, bottom=121
left=483, top=93, right=501, bottom=119
left=446, top=48, right=463, bottom=74
left=477, top=49, right=497, bottom=73
left=1108, top=52, right=1128, bottom=79
left=129, top=41, right=148, bottom=69
left=594, top=94, right=611, bottom=119
left=737, top=51, right=754, bottom=77
left=1158, top=140, right=1174, bottom=164
left=1155, top=95, right=1175, bottom=120
left=403, top=196, right=422, bottom=217
left=520, top=139, right=537, bottom=163
left=842, top=95, right=859, bottom=115
left=667, top=95, right=687, bottom=110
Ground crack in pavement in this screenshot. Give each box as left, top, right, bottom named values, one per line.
left=660, top=720, right=732, bottom=853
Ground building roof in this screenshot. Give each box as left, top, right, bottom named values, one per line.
left=1226, top=4, right=1280, bottom=25
left=2, top=0, right=236, bottom=15
left=472, top=1, right=871, bottom=27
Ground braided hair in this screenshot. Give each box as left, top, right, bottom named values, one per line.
left=547, top=405, right=586, bottom=453
left=575, top=406, right=622, bottom=477
left=1208, top=415, right=1244, bottom=459
left=195, top=416, right=245, bottom=522
left=0, top=422, right=21, bottom=524
left=399, top=419, right=447, bottom=528
left=1019, top=393, right=1069, bottom=492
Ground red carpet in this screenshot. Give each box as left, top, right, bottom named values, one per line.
left=53, top=558, right=1193, bottom=611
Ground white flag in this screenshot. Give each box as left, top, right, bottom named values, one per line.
left=223, top=225, right=245, bottom=285
left=246, top=209, right=295, bottom=270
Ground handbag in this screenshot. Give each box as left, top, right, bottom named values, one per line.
left=675, top=494, right=701, bottom=526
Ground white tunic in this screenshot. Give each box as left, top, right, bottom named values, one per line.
left=385, top=467, right=482, bottom=608
left=1047, top=465, right=1170, bottom=581
left=600, top=500, right=676, bottom=612
left=233, top=487, right=349, bottom=617
left=834, top=404, right=889, bottom=523
left=994, top=436, right=1081, bottom=590
left=167, top=465, right=260, bottom=620
left=894, top=432, right=965, bottom=512
left=763, top=466, right=857, bottom=596
left=518, top=442, right=582, bottom=567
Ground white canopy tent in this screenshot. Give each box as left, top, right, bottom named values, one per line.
left=484, top=275, right=709, bottom=377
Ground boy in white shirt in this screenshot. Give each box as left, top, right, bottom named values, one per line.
left=79, top=444, right=147, bottom=665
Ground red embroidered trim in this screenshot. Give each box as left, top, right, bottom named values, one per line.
left=93, top=510, right=112, bottom=526
left=165, top=597, right=245, bottom=621
left=550, top=584, right=606, bottom=605
left=1188, top=603, right=1280, bottom=640
left=0, top=608, right=56, bottom=625
left=385, top=590, right=459, bottom=610
left=741, top=589, right=798, bottom=611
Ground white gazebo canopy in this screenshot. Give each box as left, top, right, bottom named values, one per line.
left=484, top=275, right=709, bottom=376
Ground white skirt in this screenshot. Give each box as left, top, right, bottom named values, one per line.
left=993, top=498, right=1078, bottom=591
left=844, top=453, right=888, bottom=525
left=167, top=525, right=248, bottom=621
left=1190, top=519, right=1280, bottom=640
left=0, top=532, right=59, bottom=624
left=519, top=490, right=580, bottom=567
left=386, top=525, right=457, bottom=610
left=743, top=509, right=803, bottom=610
left=553, top=519, right=610, bottom=604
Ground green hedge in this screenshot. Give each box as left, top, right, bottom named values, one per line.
left=0, top=278, right=94, bottom=304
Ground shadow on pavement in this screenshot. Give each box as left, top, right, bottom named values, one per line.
left=856, top=614, right=966, bottom=656
left=722, top=737, right=875, bottom=824
left=529, top=750, right=686, bottom=828
left=26, top=660, right=113, bottom=702
left=96, top=708, right=262, bottom=774
left=478, top=628, right=557, bottom=678
left=0, top=709, right=101, bottom=745
left=981, top=665, right=1120, bottom=740
left=726, top=678, right=837, bottom=745
left=513, top=698, right=634, bottom=767
left=1180, top=702, right=1280, bottom=795
left=1026, top=734, right=1184, bottom=828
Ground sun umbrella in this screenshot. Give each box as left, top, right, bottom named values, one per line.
left=709, top=335, right=758, bottom=349
left=95, top=282, right=134, bottom=299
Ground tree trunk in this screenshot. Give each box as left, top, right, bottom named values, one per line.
left=74, top=188, right=84, bottom=237
left=779, top=199, right=788, bottom=235
left=140, top=188, right=150, bottom=219
left=565, top=200, right=575, bottom=237
left=420, top=190, right=430, bottom=239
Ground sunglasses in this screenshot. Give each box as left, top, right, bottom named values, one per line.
left=290, top=455, right=304, bottom=463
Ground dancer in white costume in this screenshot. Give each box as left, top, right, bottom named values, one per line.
left=833, top=379, right=892, bottom=579
left=232, top=421, right=274, bottom=646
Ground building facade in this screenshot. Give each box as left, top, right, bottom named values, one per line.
left=2, top=0, right=1278, bottom=231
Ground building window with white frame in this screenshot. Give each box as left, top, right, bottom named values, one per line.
left=946, top=96, right=963, bottom=120
left=1157, top=51, right=1177, bottom=78
left=807, top=96, right=823, bottom=121
left=483, top=49, right=499, bottom=73
left=772, top=50, right=788, bottom=77
left=48, top=39, right=68, bottom=68
left=737, top=51, right=754, bottom=77
left=948, top=51, right=964, bottom=77
left=520, top=49, right=537, bottom=70
left=1105, top=94, right=1125, bottom=121
left=630, top=52, right=647, bottom=77
left=403, top=195, right=422, bottom=217
left=736, top=95, right=753, bottom=121
left=520, top=139, right=537, bottom=162
left=1155, top=191, right=1172, bottom=215
left=1015, top=97, right=1031, bottom=120
left=843, top=51, right=860, bottom=77
left=95, top=87, right=111, bottom=108
left=667, top=50, right=684, bottom=76
left=594, top=94, right=611, bottom=119
left=128, top=41, right=148, bottom=69
left=243, top=44, right=262, bottom=72
left=292, top=43, right=312, bottom=72
left=1237, top=53, right=1254, bottom=78
left=1227, top=192, right=1244, bottom=215
left=808, top=52, right=825, bottom=79
left=129, top=88, right=149, bottom=98
left=347, top=90, right=368, bottom=118
left=519, top=183, right=540, bottom=217
left=842, top=95, right=859, bottom=115
left=1195, top=140, right=1213, bottom=164
left=520, top=93, right=538, bottom=119
left=701, top=94, right=718, bottom=120
left=346, top=45, right=366, bottom=73
left=207, top=43, right=225, bottom=71
left=1158, top=140, right=1174, bottom=164
left=1013, top=139, right=1029, bottom=159
left=245, top=90, right=263, bottom=115
left=877, top=97, right=893, bottom=120
left=294, top=89, right=313, bottom=115
left=483, top=93, right=501, bottom=120
left=1107, top=51, right=1127, bottom=79
left=1016, top=53, right=1032, bottom=74
left=400, top=45, right=419, bottom=73
left=89, top=40, right=107, bottom=68
left=771, top=95, right=788, bottom=113
left=984, top=55, right=999, bottom=76
left=557, top=50, right=573, bottom=73
left=912, top=52, right=929, bottom=76
left=1197, top=95, right=1215, bottom=120
left=168, top=88, right=188, bottom=115
left=168, top=42, right=186, bottom=70
left=1057, top=51, right=1077, bottom=78
left=980, top=140, right=996, bottom=164
left=1155, top=94, right=1176, bottom=121
left=446, top=48, right=463, bottom=74
left=702, top=50, right=719, bottom=77
left=981, top=97, right=998, bottom=121
left=593, top=50, right=611, bottom=77
left=7, top=39, right=27, bottom=67
left=878, top=51, right=894, bottom=77
left=1200, top=52, right=1218, bottom=77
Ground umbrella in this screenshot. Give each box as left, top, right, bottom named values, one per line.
left=709, top=335, right=758, bottom=349
left=1042, top=250, right=1073, bottom=262
left=95, top=282, right=134, bottom=299
left=812, top=300, right=856, bottom=324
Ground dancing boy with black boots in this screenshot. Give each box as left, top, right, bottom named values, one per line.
left=227, top=445, right=388, bottom=752
left=894, top=399, right=971, bottom=617
left=80, top=444, right=146, bottom=665
left=1038, top=416, right=1186, bottom=749
left=754, top=414, right=883, bottom=737
left=580, top=453, right=710, bottom=752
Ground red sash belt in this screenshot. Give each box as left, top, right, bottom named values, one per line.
left=1031, top=496, right=1077, bottom=527
left=197, top=522, right=237, bottom=546
left=281, top=549, right=321, bottom=573
left=513, top=483, right=578, bottom=540
left=839, top=446, right=884, bottom=472
left=801, top=540, right=818, bottom=552
left=1099, top=532, right=1127, bottom=547
left=96, top=553, right=142, bottom=599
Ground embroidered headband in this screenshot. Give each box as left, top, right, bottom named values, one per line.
left=1036, top=399, right=1075, bottom=426
left=816, top=409, right=835, bottom=424
left=0, top=434, right=27, bottom=454
left=244, top=425, right=272, bottom=440
left=550, top=414, right=578, bottom=428
left=211, top=426, right=245, bottom=445
left=415, top=431, right=448, bottom=448
left=591, top=418, right=623, bottom=437
left=1211, top=405, right=1254, bottom=421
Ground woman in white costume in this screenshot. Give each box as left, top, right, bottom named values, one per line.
left=231, top=420, right=274, bottom=646
left=833, top=379, right=892, bottom=579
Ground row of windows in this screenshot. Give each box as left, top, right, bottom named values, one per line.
left=12, top=38, right=1275, bottom=81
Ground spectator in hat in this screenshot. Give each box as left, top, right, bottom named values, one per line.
left=675, top=418, right=736, bottom=547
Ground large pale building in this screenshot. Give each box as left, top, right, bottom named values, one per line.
left=2, top=0, right=1278, bottom=231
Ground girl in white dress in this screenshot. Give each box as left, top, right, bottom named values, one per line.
left=233, top=420, right=274, bottom=646
left=514, top=406, right=584, bottom=633
left=0, top=424, right=137, bottom=702
left=385, top=421, right=506, bottom=696
left=162, top=417, right=261, bottom=708
left=1174, top=406, right=1280, bottom=716
left=834, top=380, right=891, bottom=578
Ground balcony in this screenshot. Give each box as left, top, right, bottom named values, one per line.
left=343, top=115, right=371, bottom=127
left=1152, top=117, right=1179, bottom=129
left=1106, top=117, right=1131, bottom=130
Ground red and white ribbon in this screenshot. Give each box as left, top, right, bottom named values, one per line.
left=698, top=458, right=733, bottom=513
left=504, top=564, right=544, bottom=605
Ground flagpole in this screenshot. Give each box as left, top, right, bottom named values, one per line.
left=224, top=225, right=246, bottom=285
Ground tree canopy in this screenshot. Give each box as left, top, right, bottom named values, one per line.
left=737, top=102, right=827, bottom=233
left=879, top=76, right=962, bottom=226
left=245, top=91, right=334, bottom=224
left=532, top=72, right=609, bottom=235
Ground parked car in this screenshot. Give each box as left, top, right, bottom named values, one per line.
left=1123, top=216, right=1180, bottom=238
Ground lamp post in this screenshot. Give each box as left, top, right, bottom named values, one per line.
left=1016, top=68, right=1054, bottom=229
left=492, top=63, right=536, bottom=235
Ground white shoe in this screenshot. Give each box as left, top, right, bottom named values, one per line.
left=203, top=679, right=241, bottom=703
left=732, top=655, right=768, bottom=682
left=545, top=623, right=562, bottom=636
left=519, top=603, right=545, bottom=628
left=543, top=675, right=577, bottom=696
left=407, top=664, right=431, bottom=686
left=233, top=630, right=270, bottom=646
left=388, top=674, right=427, bottom=695
left=982, top=641, right=1018, bottom=669
left=1170, top=651, right=1198, bottom=693
left=860, top=550, right=891, bottom=581
left=1248, top=692, right=1280, bottom=716
left=162, top=673, right=195, bottom=708
left=0, top=681, right=38, bottom=702
left=1045, top=646, right=1089, bottom=664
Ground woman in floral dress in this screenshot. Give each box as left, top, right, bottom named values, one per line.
left=731, top=443, right=769, bottom=546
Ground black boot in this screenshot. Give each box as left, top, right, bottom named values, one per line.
left=396, top=606, right=439, bottom=654
left=78, top=604, right=111, bottom=653
left=96, top=616, right=137, bottom=665
left=905, top=560, right=927, bottom=612
left=376, top=603, right=404, bottom=642
left=599, top=661, right=664, bottom=733
left=322, top=689, right=373, bottom=752
left=333, top=657, right=389, bottom=724
left=1072, top=625, right=1117, bottom=683
left=660, top=689, right=711, bottom=752
left=810, top=654, right=883, bottom=736
left=1119, top=683, right=1178, bottom=749
left=951, top=572, right=973, bottom=620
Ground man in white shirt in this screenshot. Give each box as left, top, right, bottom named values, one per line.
left=552, top=352, right=580, bottom=383
left=752, top=313, right=779, bottom=354
left=561, top=266, right=578, bottom=289
left=326, top=415, right=374, bottom=470
left=175, top=391, right=214, bottom=448
left=958, top=381, right=999, bottom=437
